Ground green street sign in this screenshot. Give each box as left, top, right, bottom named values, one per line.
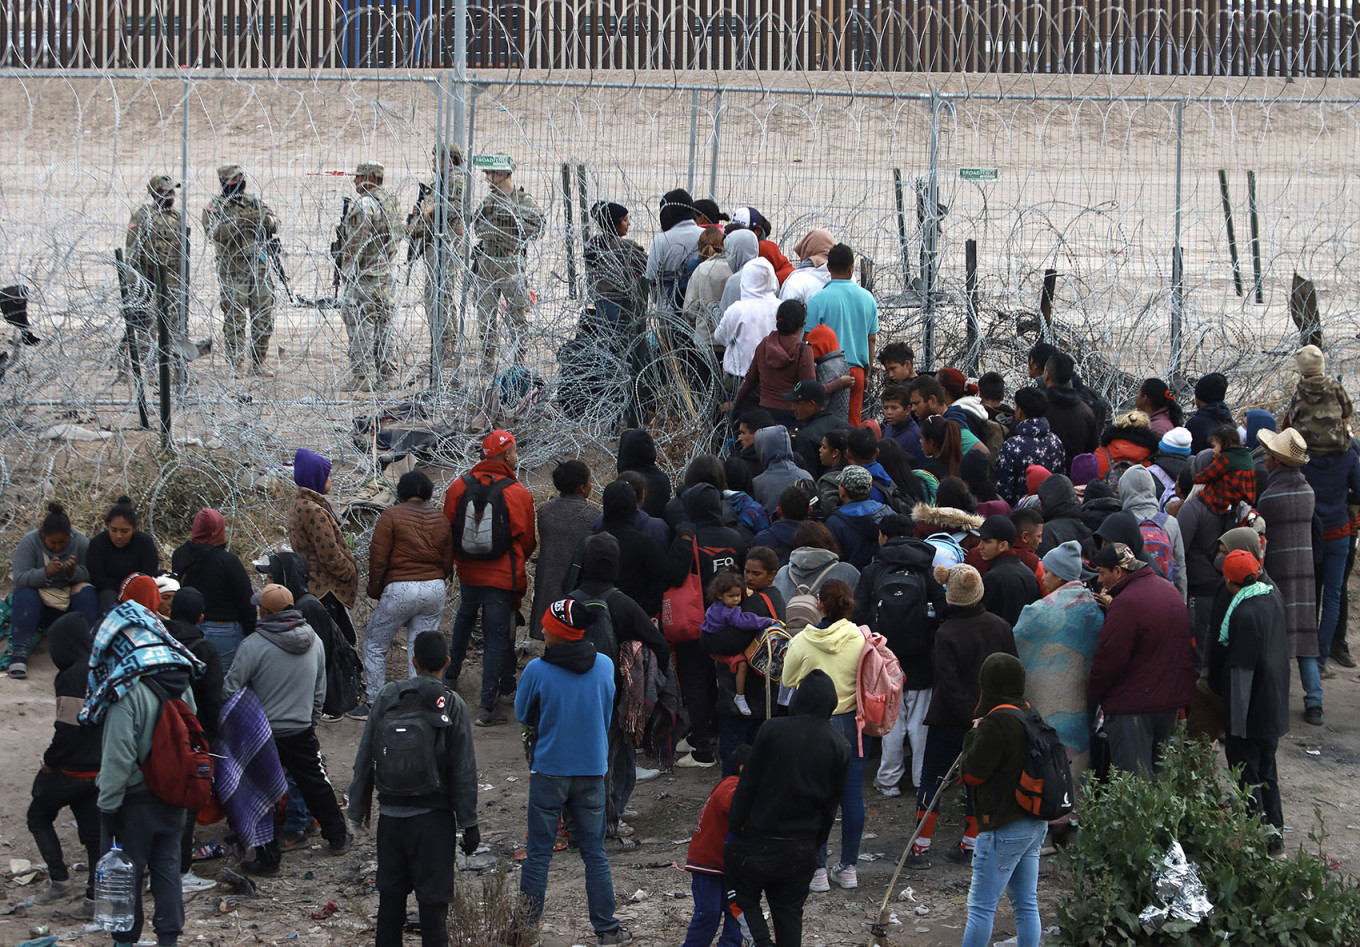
left=472, top=154, right=514, bottom=171
left=959, top=167, right=999, bottom=181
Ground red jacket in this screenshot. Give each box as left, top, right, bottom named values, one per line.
left=442, top=459, right=537, bottom=600
left=759, top=240, right=794, bottom=286
left=1089, top=566, right=1196, bottom=714
left=684, top=774, right=740, bottom=874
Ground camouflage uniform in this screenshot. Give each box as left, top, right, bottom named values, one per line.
left=1286, top=375, right=1353, bottom=455
left=340, top=162, right=402, bottom=383
left=202, top=164, right=279, bottom=370
left=408, top=144, right=466, bottom=370
left=123, top=174, right=187, bottom=374
left=472, top=169, right=543, bottom=372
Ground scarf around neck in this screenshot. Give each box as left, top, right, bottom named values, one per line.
left=1219, top=582, right=1273, bottom=645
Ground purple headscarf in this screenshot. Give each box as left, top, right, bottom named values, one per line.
left=293, top=449, right=332, bottom=494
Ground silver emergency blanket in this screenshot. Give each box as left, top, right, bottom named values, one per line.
left=1138, top=841, right=1215, bottom=933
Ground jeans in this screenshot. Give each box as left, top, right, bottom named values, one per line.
left=724, top=834, right=818, bottom=947
left=28, top=768, right=99, bottom=898
left=716, top=714, right=762, bottom=777
left=681, top=872, right=742, bottom=947
left=1298, top=656, right=1323, bottom=711
left=102, top=791, right=186, bottom=947
left=283, top=773, right=313, bottom=835
left=876, top=687, right=930, bottom=791
left=363, top=579, right=446, bottom=703
left=520, top=773, right=619, bottom=936
left=1225, top=735, right=1283, bottom=831
left=448, top=585, right=514, bottom=712
left=819, top=712, right=866, bottom=868
left=1105, top=709, right=1179, bottom=777
left=376, top=810, right=457, bottom=947
left=960, top=818, right=1048, bottom=947
left=10, top=585, right=98, bottom=662
left=1317, top=535, right=1349, bottom=664
left=199, top=620, right=244, bottom=673
left=606, top=723, right=637, bottom=835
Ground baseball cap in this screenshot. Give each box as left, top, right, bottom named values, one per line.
left=481, top=429, right=515, bottom=458
left=732, top=206, right=766, bottom=231
left=1222, top=548, right=1260, bottom=585
left=839, top=465, right=873, bottom=499
left=782, top=379, right=827, bottom=405
left=977, top=514, right=1017, bottom=544
left=251, top=583, right=294, bottom=612
left=154, top=574, right=181, bottom=594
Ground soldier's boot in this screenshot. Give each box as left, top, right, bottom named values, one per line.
left=249, top=337, right=275, bottom=378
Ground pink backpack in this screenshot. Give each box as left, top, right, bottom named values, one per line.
left=854, top=625, right=905, bottom=754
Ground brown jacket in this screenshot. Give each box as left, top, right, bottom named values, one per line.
left=287, top=487, right=358, bottom=608
left=367, top=500, right=454, bottom=598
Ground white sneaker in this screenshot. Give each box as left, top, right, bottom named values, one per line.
left=634, top=767, right=661, bottom=782
left=181, top=871, right=217, bottom=892
left=675, top=753, right=716, bottom=769
left=675, top=737, right=695, bottom=754
left=733, top=695, right=752, bottom=716
left=829, top=864, right=858, bottom=889
left=808, top=867, right=830, bottom=892
left=874, top=783, right=902, bottom=798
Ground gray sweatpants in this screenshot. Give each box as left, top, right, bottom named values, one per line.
left=362, top=579, right=446, bottom=703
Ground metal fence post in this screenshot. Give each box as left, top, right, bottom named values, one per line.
left=687, top=88, right=699, bottom=194
left=965, top=238, right=980, bottom=376
left=708, top=90, right=723, bottom=199
left=921, top=92, right=942, bottom=371
left=429, top=76, right=446, bottom=392
left=1170, top=100, right=1184, bottom=381
left=178, top=75, right=190, bottom=398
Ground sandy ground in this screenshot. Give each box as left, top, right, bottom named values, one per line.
left=0, top=579, right=1357, bottom=947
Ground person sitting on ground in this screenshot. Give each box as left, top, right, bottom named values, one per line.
left=86, top=496, right=160, bottom=617
left=803, top=324, right=855, bottom=424
left=752, top=485, right=811, bottom=565
left=9, top=501, right=97, bottom=680
left=1094, top=409, right=1160, bottom=482
left=702, top=571, right=777, bottom=718
left=1185, top=371, right=1234, bottom=454
left=1283, top=344, right=1353, bottom=455
left=1136, top=377, right=1184, bottom=437
left=1194, top=424, right=1258, bottom=515
left=825, top=466, right=889, bottom=570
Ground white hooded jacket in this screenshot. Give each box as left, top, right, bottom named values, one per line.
left=714, top=258, right=780, bottom=377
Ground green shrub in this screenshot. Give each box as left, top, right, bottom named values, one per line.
left=1055, top=737, right=1360, bottom=946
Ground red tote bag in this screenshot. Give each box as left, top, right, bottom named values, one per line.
left=660, top=538, right=704, bottom=644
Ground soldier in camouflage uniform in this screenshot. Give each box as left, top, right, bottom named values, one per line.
left=202, top=164, right=279, bottom=376
left=408, top=143, right=466, bottom=373
left=472, top=156, right=543, bottom=373
left=123, top=174, right=187, bottom=378
left=339, top=161, right=402, bottom=386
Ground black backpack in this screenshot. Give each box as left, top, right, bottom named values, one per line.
left=569, top=588, right=618, bottom=659
left=451, top=473, right=514, bottom=560
left=374, top=679, right=457, bottom=797
left=873, top=475, right=919, bottom=516
left=869, top=562, right=938, bottom=644
left=991, top=704, right=1075, bottom=822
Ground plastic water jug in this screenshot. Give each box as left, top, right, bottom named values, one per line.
left=93, top=842, right=136, bottom=933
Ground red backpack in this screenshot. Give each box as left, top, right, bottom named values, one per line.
left=140, top=680, right=214, bottom=811
left=854, top=625, right=905, bottom=754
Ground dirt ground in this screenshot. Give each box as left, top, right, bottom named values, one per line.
left=0, top=586, right=1358, bottom=947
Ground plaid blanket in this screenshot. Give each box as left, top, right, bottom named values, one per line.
left=80, top=601, right=203, bottom=725
left=214, top=688, right=286, bottom=849
left=620, top=640, right=682, bottom=772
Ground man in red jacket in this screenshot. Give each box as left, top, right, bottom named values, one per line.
left=1089, top=542, right=1196, bottom=776
left=443, top=430, right=537, bottom=726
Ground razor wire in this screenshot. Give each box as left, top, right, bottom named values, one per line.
left=0, top=67, right=1358, bottom=556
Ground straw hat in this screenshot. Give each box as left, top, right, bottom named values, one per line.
left=1257, top=428, right=1310, bottom=467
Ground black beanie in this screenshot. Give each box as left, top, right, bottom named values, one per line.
left=170, top=586, right=206, bottom=622
left=1194, top=372, right=1228, bottom=403
left=591, top=200, right=628, bottom=233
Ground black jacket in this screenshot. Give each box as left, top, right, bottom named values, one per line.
left=44, top=613, right=102, bottom=772
left=1186, top=401, right=1235, bottom=455
left=268, top=551, right=358, bottom=717
left=598, top=482, right=671, bottom=617
left=166, top=618, right=225, bottom=740
left=574, top=532, right=670, bottom=670
left=86, top=530, right=160, bottom=596
left=170, top=541, right=256, bottom=634
left=1080, top=482, right=1124, bottom=536
left=980, top=553, right=1042, bottom=627
left=852, top=537, right=946, bottom=690
left=1035, top=475, right=1095, bottom=559
left=1208, top=584, right=1290, bottom=741
left=665, top=484, right=749, bottom=589
left=1044, top=384, right=1100, bottom=471
left=703, top=585, right=785, bottom=718
left=926, top=603, right=1018, bottom=728
left=617, top=429, right=673, bottom=520
left=751, top=518, right=802, bottom=565
left=727, top=669, right=849, bottom=843
left=793, top=411, right=854, bottom=476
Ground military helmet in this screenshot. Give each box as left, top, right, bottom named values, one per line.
left=216, top=163, right=245, bottom=184
left=147, top=174, right=180, bottom=196
left=354, top=161, right=385, bottom=180
left=434, top=142, right=465, bottom=165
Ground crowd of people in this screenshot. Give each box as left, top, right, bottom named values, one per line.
left=9, top=189, right=1359, bottom=947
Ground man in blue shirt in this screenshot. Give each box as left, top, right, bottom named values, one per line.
left=515, top=599, right=629, bottom=946
left=806, top=244, right=879, bottom=427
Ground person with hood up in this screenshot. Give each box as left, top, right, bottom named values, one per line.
left=958, top=653, right=1050, bottom=947
left=286, top=448, right=359, bottom=644
left=724, top=669, right=850, bottom=947
left=1184, top=371, right=1235, bottom=454
left=1119, top=465, right=1188, bottom=599
left=717, top=227, right=760, bottom=316
left=170, top=507, right=255, bottom=670
left=1255, top=429, right=1322, bottom=723
left=1040, top=352, right=1099, bottom=471
left=826, top=465, right=889, bottom=570
left=597, top=480, right=670, bottom=617
left=731, top=299, right=816, bottom=426
left=1089, top=543, right=1196, bottom=776
left=569, top=533, right=671, bottom=835
left=807, top=243, right=878, bottom=426
left=1283, top=344, right=1352, bottom=455
left=994, top=388, right=1066, bottom=505
left=1094, top=510, right=1164, bottom=577
left=780, top=580, right=870, bottom=892
left=852, top=519, right=947, bottom=797
left=514, top=599, right=629, bottom=947
left=616, top=428, right=672, bottom=520
left=647, top=188, right=703, bottom=315
left=226, top=583, right=351, bottom=873
left=8, top=501, right=98, bottom=680
left=1034, top=475, right=1094, bottom=558
left=28, top=613, right=102, bottom=911
left=84, top=577, right=204, bottom=947
left=779, top=228, right=835, bottom=303
left=976, top=515, right=1042, bottom=626
left=1094, top=410, right=1160, bottom=481
left=1206, top=550, right=1290, bottom=854
left=162, top=587, right=224, bottom=892
left=751, top=424, right=815, bottom=516
left=665, top=482, right=750, bottom=768
left=714, top=257, right=781, bottom=396
left=772, top=522, right=861, bottom=604
left=908, top=564, right=1017, bottom=869
left=1079, top=481, right=1122, bottom=535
